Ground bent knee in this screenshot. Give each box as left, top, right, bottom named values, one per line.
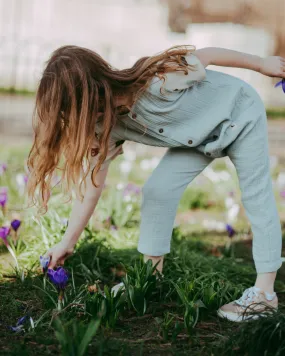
left=142, top=179, right=169, bottom=202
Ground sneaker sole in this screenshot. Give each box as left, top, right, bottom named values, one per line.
left=217, top=308, right=274, bottom=322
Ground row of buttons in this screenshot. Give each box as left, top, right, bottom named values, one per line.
left=130, top=111, right=236, bottom=158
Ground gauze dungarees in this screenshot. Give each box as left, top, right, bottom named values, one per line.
left=92, top=53, right=282, bottom=273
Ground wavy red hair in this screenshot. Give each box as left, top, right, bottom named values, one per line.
left=26, top=44, right=197, bottom=214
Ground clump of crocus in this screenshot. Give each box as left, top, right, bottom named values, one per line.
left=226, top=223, right=236, bottom=238
left=47, top=267, right=69, bottom=310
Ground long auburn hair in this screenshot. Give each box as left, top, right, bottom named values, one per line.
left=27, top=44, right=197, bottom=214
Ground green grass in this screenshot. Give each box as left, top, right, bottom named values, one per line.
left=0, top=87, right=35, bottom=96
left=1, top=144, right=285, bottom=355
left=266, top=108, right=285, bottom=119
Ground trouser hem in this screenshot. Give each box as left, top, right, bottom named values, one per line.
left=137, top=243, right=170, bottom=256
left=255, top=259, right=283, bottom=273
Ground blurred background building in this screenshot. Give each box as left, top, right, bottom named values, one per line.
left=0, top=0, right=285, bottom=149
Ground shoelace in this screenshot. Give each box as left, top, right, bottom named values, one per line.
left=235, top=287, right=260, bottom=307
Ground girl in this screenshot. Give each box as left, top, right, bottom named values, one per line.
left=27, top=44, right=285, bottom=322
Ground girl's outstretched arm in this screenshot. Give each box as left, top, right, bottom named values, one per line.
left=44, top=138, right=124, bottom=269
left=44, top=165, right=109, bottom=269
left=194, top=47, right=285, bottom=78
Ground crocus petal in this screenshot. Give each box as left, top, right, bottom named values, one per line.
left=60, top=218, right=69, bottom=227
left=226, top=223, right=235, bottom=238
left=0, top=226, right=10, bottom=245
left=10, top=325, right=24, bottom=333
left=16, top=316, right=27, bottom=326
left=47, top=267, right=69, bottom=290
left=47, top=269, right=56, bottom=284
left=11, top=219, right=21, bottom=232
left=0, top=187, right=8, bottom=207
left=275, top=79, right=285, bottom=93
left=10, top=315, right=28, bottom=333
left=275, top=80, right=282, bottom=88
left=40, top=255, right=50, bottom=271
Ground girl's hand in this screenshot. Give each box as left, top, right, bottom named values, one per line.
left=259, top=56, right=285, bottom=78
left=43, top=240, right=74, bottom=269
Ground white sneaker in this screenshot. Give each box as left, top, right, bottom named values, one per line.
left=217, top=286, right=278, bottom=322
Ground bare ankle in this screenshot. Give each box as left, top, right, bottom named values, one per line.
left=143, top=254, right=164, bottom=274
left=254, top=271, right=277, bottom=294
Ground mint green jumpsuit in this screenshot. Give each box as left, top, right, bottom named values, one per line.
left=96, top=53, right=283, bottom=273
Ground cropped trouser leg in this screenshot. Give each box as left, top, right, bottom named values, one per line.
left=226, top=110, right=282, bottom=273
left=137, top=147, right=213, bottom=256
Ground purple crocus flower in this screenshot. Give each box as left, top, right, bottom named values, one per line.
left=11, top=219, right=21, bottom=232
left=280, top=190, right=285, bottom=199
left=226, top=224, right=236, bottom=238
left=40, top=255, right=50, bottom=273
left=47, top=267, right=69, bottom=291
left=275, top=79, right=285, bottom=93
left=0, top=187, right=8, bottom=208
left=0, top=226, right=10, bottom=246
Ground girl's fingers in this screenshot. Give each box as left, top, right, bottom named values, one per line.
left=49, top=255, right=57, bottom=269
left=58, top=258, right=65, bottom=266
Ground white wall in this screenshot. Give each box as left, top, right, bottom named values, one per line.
left=0, top=0, right=283, bottom=106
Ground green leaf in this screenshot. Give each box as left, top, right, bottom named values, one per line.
left=78, top=319, right=101, bottom=356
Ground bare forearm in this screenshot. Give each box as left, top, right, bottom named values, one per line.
left=194, top=47, right=263, bottom=72
left=61, top=166, right=109, bottom=247
left=61, top=196, right=99, bottom=246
